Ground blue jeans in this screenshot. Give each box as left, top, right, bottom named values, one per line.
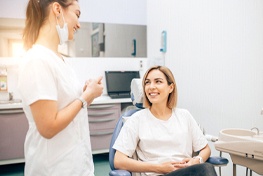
left=164, top=163, right=217, bottom=176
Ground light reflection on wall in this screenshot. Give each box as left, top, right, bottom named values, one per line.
left=10, top=40, right=25, bottom=58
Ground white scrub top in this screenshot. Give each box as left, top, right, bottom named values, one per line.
left=18, top=44, right=94, bottom=176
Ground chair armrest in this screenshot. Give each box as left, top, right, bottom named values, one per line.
left=206, top=156, right=229, bottom=166
left=109, top=169, right=132, bottom=176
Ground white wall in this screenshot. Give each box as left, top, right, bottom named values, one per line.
left=0, top=0, right=146, bottom=25
left=79, top=0, right=146, bottom=25
left=0, top=1, right=28, bottom=19
left=147, top=0, right=263, bottom=176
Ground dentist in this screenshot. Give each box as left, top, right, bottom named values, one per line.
left=18, top=0, right=103, bottom=175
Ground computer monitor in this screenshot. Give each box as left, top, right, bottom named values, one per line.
left=105, top=71, right=140, bottom=99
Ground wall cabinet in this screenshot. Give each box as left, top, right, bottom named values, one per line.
left=88, top=103, right=121, bottom=154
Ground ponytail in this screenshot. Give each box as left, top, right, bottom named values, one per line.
left=23, top=0, right=43, bottom=50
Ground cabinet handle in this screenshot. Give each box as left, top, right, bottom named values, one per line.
left=89, top=117, right=116, bottom=123
left=89, top=112, right=114, bottom=117
left=90, top=130, right=114, bottom=136
left=0, top=109, right=24, bottom=114
left=88, top=104, right=116, bottom=109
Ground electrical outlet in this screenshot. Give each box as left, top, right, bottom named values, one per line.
left=139, top=60, right=143, bottom=71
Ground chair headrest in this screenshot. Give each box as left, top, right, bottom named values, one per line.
left=130, top=78, right=143, bottom=108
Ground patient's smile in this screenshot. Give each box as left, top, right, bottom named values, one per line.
left=149, top=92, right=159, bottom=96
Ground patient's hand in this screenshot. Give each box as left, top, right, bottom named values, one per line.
left=158, top=161, right=182, bottom=174
left=174, top=158, right=200, bottom=168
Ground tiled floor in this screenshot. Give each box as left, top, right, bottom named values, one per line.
left=0, top=153, right=110, bottom=176
left=93, top=153, right=111, bottom=176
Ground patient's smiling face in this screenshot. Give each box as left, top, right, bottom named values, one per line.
left=144, top=69, right=174, bottom=106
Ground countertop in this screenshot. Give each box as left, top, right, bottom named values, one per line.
left=0, top=99, right=23, bottom=110
left=0, top=95, right=132, bottom=110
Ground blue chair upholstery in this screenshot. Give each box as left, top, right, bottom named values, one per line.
left=207, top=156, right=229, bottom=166
left=109, top=79, right=228, bottom=176
left=109, top=109, right=140, bottom=176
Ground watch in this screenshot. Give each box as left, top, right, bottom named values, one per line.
left=77, top=97, right=87, bottom=108
left=193, top=156, right=204, bottom=164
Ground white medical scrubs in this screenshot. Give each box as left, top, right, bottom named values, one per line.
left=18, top=45, right=94, bottom=176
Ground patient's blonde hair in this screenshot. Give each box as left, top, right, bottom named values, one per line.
left=142, top=66, right=177, bottom=109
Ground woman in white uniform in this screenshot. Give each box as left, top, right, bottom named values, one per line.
left=113, top=66, right=217, bottom=176
left=18, top=0, right=103, bottom=175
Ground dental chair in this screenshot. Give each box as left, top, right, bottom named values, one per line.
left=109, top=78, right=228, bottom=176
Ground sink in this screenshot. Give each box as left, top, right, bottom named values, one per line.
left=217, top=128, right=257, bottom=142
left=221, top=128, right=256, bottom=136
left=252, top=132, right=263, bottom=140
left=215, top=128, right=263, bottom=175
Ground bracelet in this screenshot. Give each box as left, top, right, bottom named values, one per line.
left=77, top=97, right=87, bottom=108
left=193, top=156, right=204, bottom=163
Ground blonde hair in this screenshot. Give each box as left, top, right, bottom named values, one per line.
left=142, top=66, right=177, bottom=109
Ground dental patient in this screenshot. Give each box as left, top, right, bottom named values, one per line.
left=113, top=66, right=217, bottom=176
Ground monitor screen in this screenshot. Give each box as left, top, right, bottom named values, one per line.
left=105, top=71, right=140, bottom=93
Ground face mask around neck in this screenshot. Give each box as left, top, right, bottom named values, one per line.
left=56, top=10, right=69, bottom=45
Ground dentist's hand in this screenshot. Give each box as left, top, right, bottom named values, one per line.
left=82, top=76, right=103, bottom=104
